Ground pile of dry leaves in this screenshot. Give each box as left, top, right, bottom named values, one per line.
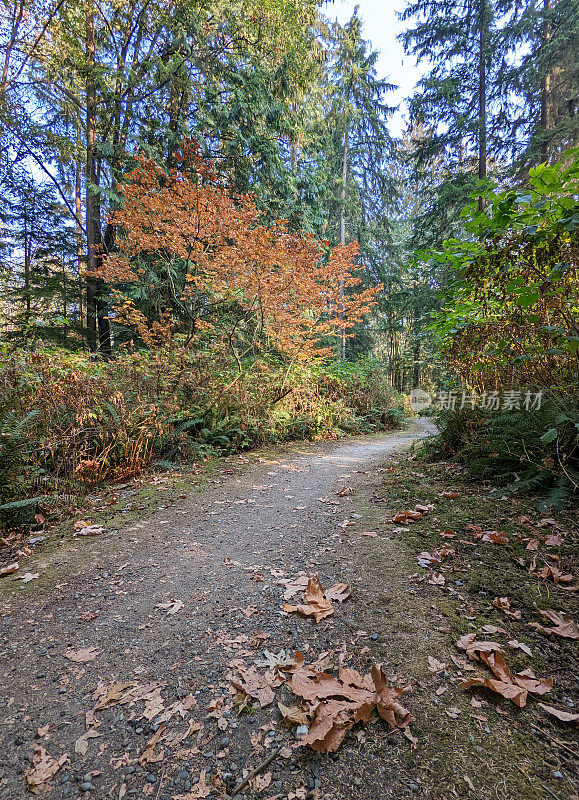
left=278, top=574, right=352, bottom=622
left=228, top=651, right=414, bottom=754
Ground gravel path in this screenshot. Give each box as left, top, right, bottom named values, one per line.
left=0, top=420, right=449, bottom=800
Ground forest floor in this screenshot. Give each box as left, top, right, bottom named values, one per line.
left=0, top=419, right=577, bottom=800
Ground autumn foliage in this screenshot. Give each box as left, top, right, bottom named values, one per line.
left=101, top=143, right=380, bottom=360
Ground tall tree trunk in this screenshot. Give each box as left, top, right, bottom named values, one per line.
left=85, top=10, right=98, bottom=350
left=412, top=338, right=420, bottom=389
left=339, top=125, right=349, bottom=360
left=540, top=0, right=551, bottom=159
left=23, top=213, right=31, bottom=326
left=75, top=132, right=85, bottom=341
left=85, top=10, right=111, bottom=355
left=478, top=0, right=487, bottom=212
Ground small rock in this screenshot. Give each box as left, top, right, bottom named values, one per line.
left=178, top=770, right=189, bottom=781
left=295, top=725, right=309, bottom=739
left=408, top=783, right=420, bottom=792
left=370, top=633, right=378, bottom=640
left=220, top=737, right=231, bottom=748
left=79, top=782, right=93, bottom=792
left=553, top=771, right=563, bottom=779
left=145, top=774, right=157, bottom=784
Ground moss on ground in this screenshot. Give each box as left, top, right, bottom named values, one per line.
left=333, top=451, right=578, bottom=799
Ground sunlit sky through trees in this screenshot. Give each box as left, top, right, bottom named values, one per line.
left=330, top=0, right=426, bottom=136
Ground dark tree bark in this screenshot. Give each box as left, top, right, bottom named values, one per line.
left=339, top=125, right=349, bottom=360
left=540, top=0, right=551, bottom=159
left=85, top=10, right=111, bottom=355
left=478, top=0, right=487, bottom=212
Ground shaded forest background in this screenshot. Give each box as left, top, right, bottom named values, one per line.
left=0, top=0, right=577, bottom=518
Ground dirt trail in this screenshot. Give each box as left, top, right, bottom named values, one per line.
left=0, top=420, right=576, bottom=800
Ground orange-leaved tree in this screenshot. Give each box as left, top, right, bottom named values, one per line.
left=100, top=142, right=380, bottom=363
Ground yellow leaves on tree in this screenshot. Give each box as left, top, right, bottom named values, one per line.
left=100, top=142, right=380, bottom=359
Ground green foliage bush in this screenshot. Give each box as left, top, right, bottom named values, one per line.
left=0, top=346, right=405, bottom=526
left=423, top=403, right=578, bottom=511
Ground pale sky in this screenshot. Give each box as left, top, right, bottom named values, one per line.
left=327, top=0, right=424, bottom=136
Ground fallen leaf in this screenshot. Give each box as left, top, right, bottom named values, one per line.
left=427, top=656, right=446, bottom=673
left=238, top=605, right=259, bottom=618
left=481, top=531, right=509, bottom=544
left=492, top=597, right=522, bottom=619
left=450, top=654, right=476, bottom=672
left=25, top=747, right=68, bottom=794
left=461, top=649, right=552, bottom=708
left=278, top=701, right=310, bottom=727
left=254, top=650, right=297, bottom=669
left=360, top=531, right=378, bottom=538
left=288, top=661, right=413, bottom=753
left=531, top=564, right=574, bottom=584
left=324, top=582, right=352, bottom=603
left=283, top=575, right=349, bottom=622
left=252, top=772, right=272, bottom=791
left=525, top=539, right=540, bottom=551
left=155, top=599, right=184, bottom=615
left=507, top=640, right=533, bottom=657
left=456, top=634, right=504, bottom=661
left=64, top=647, right=100, bottom=663
left=75, top=729, right=101, bottom=756
left=0, top=562, right=19, bottom=577
left=14, top=572, right=40, bottom=583
left=92, top=681, right=134, bottom=710
left=336, top=486, right=354, bottom=496
left=139, top=725, right=167, bottom=765
left=530, top=609, right=579, bottom=640
left=538, top=703, right=579, bottom=724
left=544, top=534, right=563, bottom=547
left=479, top=625, right=506, bottom=635
left=391, top=509, right=423, bottom=524
left=428, top=572, right=445, bottom=585
left=441, top=490, right=460, bottom=499
left=73, top=525, right=105, bottom=537
left=229, top=664, right=275, bottom=707
left=277, top=574, right=310, bottom=600
left=417, top=546, right=454, bottom=568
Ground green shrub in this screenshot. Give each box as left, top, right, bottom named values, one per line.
left=0, top=347, right=406, bottom=526
left=423, top=402, right=578, bottom=510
